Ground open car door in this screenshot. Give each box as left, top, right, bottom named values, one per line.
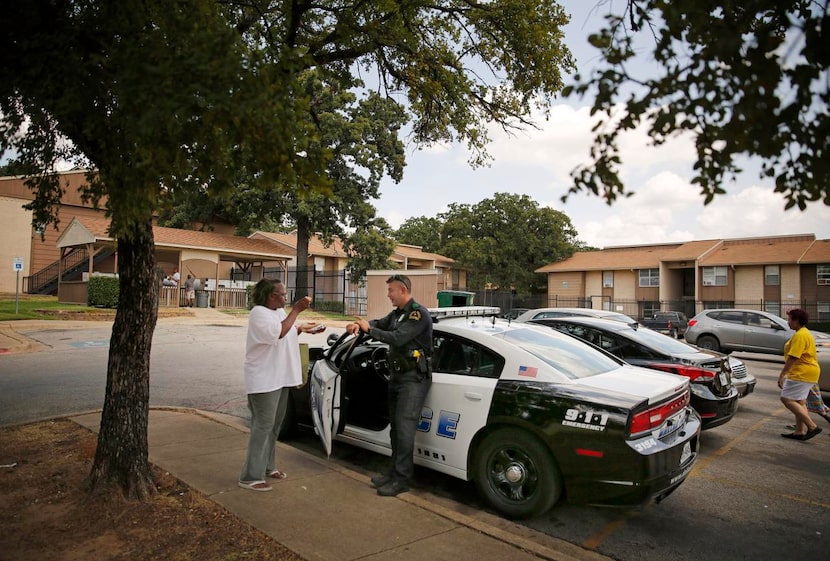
left=309, top=358, right=341, bottom=457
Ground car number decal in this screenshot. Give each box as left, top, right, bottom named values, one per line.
left=633, top=438, right=658, bottom=452
left=563, top=408, right=609, bottom=432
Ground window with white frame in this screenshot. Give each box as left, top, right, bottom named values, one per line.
left=702, top=266, right=728, bottom=286
left=818, top=265, right=830, bottom=286
left=603, top=271, right=613, bottom=288
left=639, top=268, right=659, bottom=287
left=764, top=265, right=780, bottom=286
left=818, top=302, right=830, bottom=321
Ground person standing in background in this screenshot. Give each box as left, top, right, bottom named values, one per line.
left=778, top=308, right=822, bottom=441
left=184, top=274, right=196, bottom=307
left=238, top=279, right=318, bottom=491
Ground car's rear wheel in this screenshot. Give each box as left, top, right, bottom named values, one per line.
left=472, top=427, right=561, bottom=519
left=696, top=334, right=721, bottom=352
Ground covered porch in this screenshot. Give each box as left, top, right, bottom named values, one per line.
left=55, top=217, right=293, bottom=308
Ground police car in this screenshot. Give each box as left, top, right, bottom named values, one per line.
left=298, top=307, right=700, bottom=519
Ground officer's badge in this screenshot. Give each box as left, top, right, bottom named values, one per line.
left=409, top=310, right=421, bottom=321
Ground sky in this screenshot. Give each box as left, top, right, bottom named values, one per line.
left=373, top=2, right=830, bottom=249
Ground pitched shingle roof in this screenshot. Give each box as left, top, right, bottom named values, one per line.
left=800, top=238, right=830, bottom=264
left=392, top=244, right=455, bottom=267
left=536, top=234, right=827, bottom=272
left=250, top=231, right=348, bottom=258
left=698, top=234, right=816, bottom=265
left=57, top=217, right=292, bottom=261
left=536, top=244, right=683, bottom=272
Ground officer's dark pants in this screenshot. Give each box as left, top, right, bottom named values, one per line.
left=387, top=368, right=431, bottom=483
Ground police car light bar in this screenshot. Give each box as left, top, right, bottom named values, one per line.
left=428, top=306, right=501, bottom=319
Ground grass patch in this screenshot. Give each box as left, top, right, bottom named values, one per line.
left=0, top=294, right=355, bottom=323
left=0, top=295, right=102, bottom=321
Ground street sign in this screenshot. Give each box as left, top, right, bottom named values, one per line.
left=13, top=257, right=24, bottom=272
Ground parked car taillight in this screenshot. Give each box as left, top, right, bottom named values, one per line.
left=647, top=363, right=714, bottom=383
left=687, top=319, right=698, bottom=327
left=629, top=390, right=690, bottom=435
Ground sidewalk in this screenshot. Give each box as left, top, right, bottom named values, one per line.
left=69, top=408, right=610, bottom=561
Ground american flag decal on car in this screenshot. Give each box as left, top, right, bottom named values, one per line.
left=518, top=366, right=538, bottom=378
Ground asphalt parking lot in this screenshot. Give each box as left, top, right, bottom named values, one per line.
left=290, top=352, right=830, bottom=561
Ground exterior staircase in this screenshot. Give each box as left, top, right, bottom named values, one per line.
left=25, top=246, right=115, bottom=295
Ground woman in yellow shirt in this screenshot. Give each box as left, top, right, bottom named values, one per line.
left=777, top=308, right=822, bottom=441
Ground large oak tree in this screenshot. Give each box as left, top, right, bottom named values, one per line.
left=0, top=0, right=574, bottom=498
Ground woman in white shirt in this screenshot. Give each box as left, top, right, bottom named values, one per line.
left=238, top=279, right=314, bottom=491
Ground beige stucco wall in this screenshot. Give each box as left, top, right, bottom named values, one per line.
left=365, top=269, right=440, bottom=321
left=547, top=272, right=584, bottom=298
left=780, top=264, right=801, bottom=302
left=734, top=266, right=763, bottom=300
left=0, top=196, right=33, bottom=293
left=613, top=270, right=637, bottom=300
left=585, top=271, right=602, bottom=298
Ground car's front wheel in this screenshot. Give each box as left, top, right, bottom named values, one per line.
left=472, top=427, right=562, bottom=519
left=696, top=334, right=721, bottom=352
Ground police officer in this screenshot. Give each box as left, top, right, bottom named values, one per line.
left=346, top=274, right=433, bottom=496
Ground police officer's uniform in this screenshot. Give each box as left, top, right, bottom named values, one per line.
left=366, top=298, right=433, bottom=494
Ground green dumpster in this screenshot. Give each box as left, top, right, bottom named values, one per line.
left=437, top=290, right=475, bottom=307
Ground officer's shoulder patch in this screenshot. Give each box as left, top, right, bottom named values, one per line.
left=412, top=302, right=420, bottom=309
left=409, top=310, right=421, bottom=321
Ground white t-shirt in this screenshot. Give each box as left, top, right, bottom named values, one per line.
left=243, top=305, right=302, bottom=394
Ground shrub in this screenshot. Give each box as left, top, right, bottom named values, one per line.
left=314, top=300, right=344, bottom=314
left=87, top=275, right=119, bottom=308
left=246, top=284, right=255, bottom=310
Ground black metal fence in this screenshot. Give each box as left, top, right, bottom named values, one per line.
left=258, top=266, right=365, bottom=316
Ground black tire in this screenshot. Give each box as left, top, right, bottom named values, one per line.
left=696, top=334, right=720, bottom=352
left=472, top=428, right=562, bottom=519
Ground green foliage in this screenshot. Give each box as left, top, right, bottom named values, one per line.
left=434, top=193, right=579, bottom=293
left=313, top=300, right=345, bottom=314
left=393, top=217, right=444, bottom=253
left=246, top=284, right=255, bottom=310
left=564, top=0, right=830, bottom=210
left=343, top=219, right=397, bottom=285
left=87, top=276, right=120, bottom=308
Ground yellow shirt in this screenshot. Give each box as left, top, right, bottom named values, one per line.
left=784, top=327, right=820, bottom=383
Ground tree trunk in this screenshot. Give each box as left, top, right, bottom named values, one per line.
left=87, top=218, right=159, bottom=499
left=294, top=216, right=311, bottom=300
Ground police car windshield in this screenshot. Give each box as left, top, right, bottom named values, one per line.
left=500, top=328, right=622, bottom=379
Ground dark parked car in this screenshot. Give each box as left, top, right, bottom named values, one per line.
left=640, top=311, right=689, bottom=339
left=530, top=317, right=747, bottom=430
left=500, top=308, right=529, bottom=320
